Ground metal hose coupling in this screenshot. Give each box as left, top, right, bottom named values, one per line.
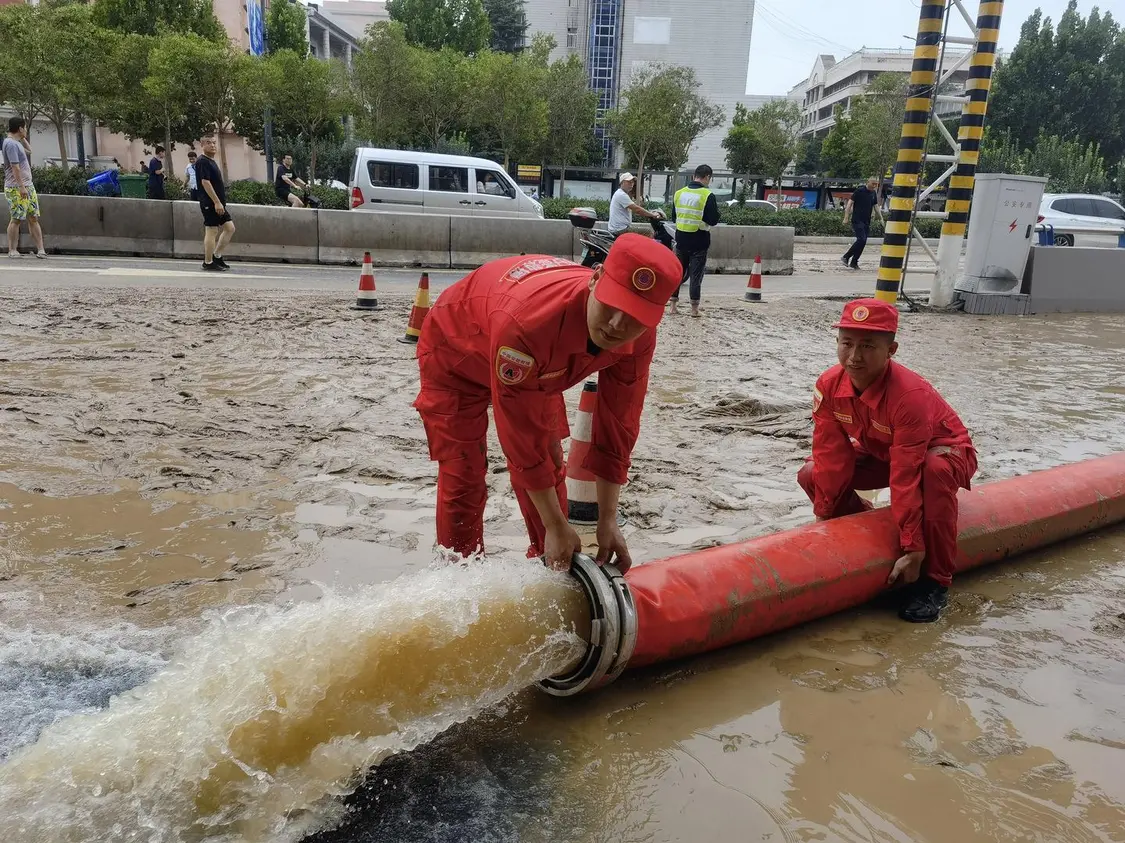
left=539, top=553, right=637, bottom=697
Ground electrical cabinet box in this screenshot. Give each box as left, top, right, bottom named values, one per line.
left=956, top=173, right=1048, bottom=294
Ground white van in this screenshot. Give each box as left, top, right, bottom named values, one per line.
left=348, top=148, right=544, bottom=219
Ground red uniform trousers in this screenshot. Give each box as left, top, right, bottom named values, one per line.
left=417, top=371, right=570, bottom=560
left=796, top=445, right=977, bottom=586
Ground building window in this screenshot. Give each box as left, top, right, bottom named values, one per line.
left=633, top=16, right=671, bottom=45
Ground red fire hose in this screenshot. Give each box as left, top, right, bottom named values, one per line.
left=624, top=452, right=1125, bottom=669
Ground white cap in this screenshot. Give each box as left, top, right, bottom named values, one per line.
left=619, top=172, right=636, bottom=182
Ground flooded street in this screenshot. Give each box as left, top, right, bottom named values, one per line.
left=1, top=282, right=1124, bottom=841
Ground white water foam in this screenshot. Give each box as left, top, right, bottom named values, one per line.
left=0, top=559, right=587, bottom=842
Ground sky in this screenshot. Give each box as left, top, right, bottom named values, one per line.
left=745, top=0, right=1109, bottom=95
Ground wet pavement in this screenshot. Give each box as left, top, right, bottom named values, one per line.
left=0, top=275, right=1123, bottom=841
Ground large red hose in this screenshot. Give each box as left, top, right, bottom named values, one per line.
left=625, top=453, right=1125, bottom=669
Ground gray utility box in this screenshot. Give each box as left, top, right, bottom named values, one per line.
left=955, top=173, right=1048, bottom=296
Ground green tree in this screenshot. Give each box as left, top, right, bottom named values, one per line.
left=543, top=53, right=598, bottom=195
left=820, top=106, right=860, bottom=177
left=262, top=51, right=351, bottom=179
left=795, top=135, right=823, bottom=175
left=606, top=64, right=723, bottom=190
left=483, top=0, right=527, bottom=53
left=990, top=2, right=1125, bottom=168
left=469, top=38, right=550, bottom=167
left=91, top=0, right=225, bottom=40
left=415, top=47, right=472, bottom=150
left=0, top=3, right=51, bottom=127
left=386, top=0, right=491, bottom=53
left=265, top=0, right=308, bottom=55
left=351, top=22, right=423, bottom=148
left=848, top=72, right=908, bottom=196
left=722, top=104, right=762, bottom=201
left=737, top=99, right=803, bottom=209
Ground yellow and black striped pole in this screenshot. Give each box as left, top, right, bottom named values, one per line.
left=874, top=0, right=945, bottom=304
left=931, top=1, right=1004, bottom=307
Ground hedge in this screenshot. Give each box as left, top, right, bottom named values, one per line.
left=540, top=196, right=944, bottom=238
left=30, top=166, right=348, bottom=210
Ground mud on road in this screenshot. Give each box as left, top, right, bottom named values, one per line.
left=1, top=285, right=1125, bottom=841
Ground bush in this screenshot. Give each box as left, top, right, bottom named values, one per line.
left=33, top=166, right=92, bottom=196
left=227, top=179, right=281, bottom=206
left=306, top=184, right=348, bottom=210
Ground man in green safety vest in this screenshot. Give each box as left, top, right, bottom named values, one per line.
left=669, top=164, right=721, bottom=317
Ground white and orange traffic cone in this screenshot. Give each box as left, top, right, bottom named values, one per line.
left=350, top=251, right=380, bottom=310
left=744, top=254, right=763, bottom=303
left=397, top=272, right=431, bottom=344
left=566, top=380, right=599, bottom=525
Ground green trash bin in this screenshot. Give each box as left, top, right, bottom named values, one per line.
left=119, top=174, right=147, bottom=199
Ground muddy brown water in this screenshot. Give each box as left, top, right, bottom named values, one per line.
left=1, top=287, right=1123, bottom=841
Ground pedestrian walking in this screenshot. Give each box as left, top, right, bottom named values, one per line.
left=798, top=298, right=977, bottom=622
left=413, top=235, right=682, bottom=570
left=147, top=146, right=166, bottom=200
left=841, top=177, right=881, bottom=270
left=608, top=173, right=661, bottom=237
left=668, top=164, right=721, bottom=317
left=3, top=117, right=46, bottom=259
left=185, top=151, right=198, bottom=202
left=193, top=135, right=235, bottom=272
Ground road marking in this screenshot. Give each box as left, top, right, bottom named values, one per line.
left=0, top=265, right=303, bottom=281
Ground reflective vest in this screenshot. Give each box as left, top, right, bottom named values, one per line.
left=674, top=185, right=712, bottom=233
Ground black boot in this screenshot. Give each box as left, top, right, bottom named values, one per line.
left=899, top=577, right=948, bottom=623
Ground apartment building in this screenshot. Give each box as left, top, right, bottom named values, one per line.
left=524, top=0, right=757, bottom=169
left=788, top=48, right=972, bottom=139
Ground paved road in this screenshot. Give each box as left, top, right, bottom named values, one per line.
left=0, top=254, right=932, bottom=298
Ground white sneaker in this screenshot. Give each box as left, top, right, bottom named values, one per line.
left=8, top=250, right=20, bottom=258
left=34, top=251, right=46, bottom=259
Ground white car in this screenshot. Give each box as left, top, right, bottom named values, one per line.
left=1038, top=193, right=1125, bottom=247
left=725, top=198, right=779, bottom=212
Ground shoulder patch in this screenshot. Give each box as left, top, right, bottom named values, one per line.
left=496, top=346, right=535, bottom=385
left=812, top=386, right=823, bottom=413
left=501, top=256, right=575, bottom=284
left=833, top=411, right=854, bottom=425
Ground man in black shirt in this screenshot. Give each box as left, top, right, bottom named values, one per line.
left=147, top=146, right=165, bottom=200
left=668, top=164, right=722, bottom=317
left=194, top=135, right=236, bottom=272
left=275, top=154, right=308, bottom=208
left=842, top=176, right=881, bottom=270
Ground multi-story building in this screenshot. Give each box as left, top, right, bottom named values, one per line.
left=524, top=0, right=757, bottom=169
left=788, top=48, right=972, bottom=139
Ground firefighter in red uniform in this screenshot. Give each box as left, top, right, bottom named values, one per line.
left=414, top=233, right=683, bottom=573
left=798, top=298, right=978, bottom=622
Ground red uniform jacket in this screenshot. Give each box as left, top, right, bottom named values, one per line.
left=811, top=361, right=975, bottom=552
left=415, top=255, right=655, bottom=492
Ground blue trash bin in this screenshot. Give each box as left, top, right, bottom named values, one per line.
left=1036, top=224, right=1054, bottom=246
left=86, top=169, right=120, bottom=197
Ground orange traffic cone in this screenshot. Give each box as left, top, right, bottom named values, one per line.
left=350, top=251, right=380, bottom=310
left=397, top=272, right=431, bottom=344
left=744, top=254, right=763, bottom=302
left=566, top=380, right=599, bottom=525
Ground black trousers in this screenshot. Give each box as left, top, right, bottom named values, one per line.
left=672, top=247, right=708, bottom=303
left=843, top=221, right=869, bottom=266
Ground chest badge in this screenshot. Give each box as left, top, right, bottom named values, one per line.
left=833, top=411, right=853, bottom=425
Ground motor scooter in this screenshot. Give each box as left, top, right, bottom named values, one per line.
left=567, top=207, right=676, bottom=268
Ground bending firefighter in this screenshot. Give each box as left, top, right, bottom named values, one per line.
left=413, top=235, right=682, bottom=573
left=799, top=299, right=978, bottom=622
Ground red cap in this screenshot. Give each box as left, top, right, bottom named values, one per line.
left=833, top=298, right=899, bottom=333
left=592, top=233, right=682, bottom=328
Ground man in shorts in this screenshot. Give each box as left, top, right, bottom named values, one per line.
left=193, top=135, right=235, bottom=272
left=3, top=117, right=46, bottom=259
left=274, top=154, right=307, bottom=208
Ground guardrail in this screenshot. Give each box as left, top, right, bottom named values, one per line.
left=1035, top=222, right=1125, bottom=248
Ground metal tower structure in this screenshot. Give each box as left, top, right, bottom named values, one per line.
left=874, top=0, right=1005, bottom=306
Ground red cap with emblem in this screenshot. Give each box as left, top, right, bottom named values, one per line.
left=592, top=233, right=683, bottom=328
left=833, top=297, right=899, bottom=333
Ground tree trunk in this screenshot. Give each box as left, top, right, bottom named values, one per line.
left=559, top=162, right=566, bottom=199
left=309, top=138, right=318, bottom=183
left=217, top=121, right=229, bottom=179
left=503, top=150, right=511, bottom=170
left=75, top=114, right=86, bottom=169
left=54, top=120, right=69, bottom=170
left=774, top=171, right=783, bottom=210
left=635, top=154, right=646, bottom=204
left=164, top=119, right=174, bottom=182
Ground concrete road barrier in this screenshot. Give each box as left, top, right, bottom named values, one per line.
left=172, top=201, right=318, bottom=263
left=1025, top=245, right=1125, bottom=313
left=319, top=210, right=451, bottom=267
left=3, top=194, right=175, bottom=257
left=451, top=217, right=572, bottom=267
left=708, top=226, right=794, bottom=275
